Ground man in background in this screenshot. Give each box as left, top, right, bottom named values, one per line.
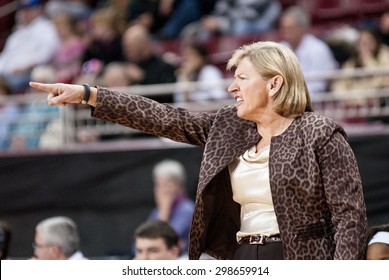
left=279, top=6, right=337, bottom=94
left=121, top=24, right=176, bottom=102
left=32, top=216, right=88, bottom=260
left=133, top=220, right=181, bottom=260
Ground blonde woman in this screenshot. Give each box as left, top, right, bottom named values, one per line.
left=30, top=41, right=367, bottom=260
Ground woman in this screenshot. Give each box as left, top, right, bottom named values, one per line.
left=29, top=41, right=367, bottom=260
left=174, top=43, right=227, bottom=103
left=50, top=13, right=85, bottom=84
left=331, top=28, right=389, bottom=91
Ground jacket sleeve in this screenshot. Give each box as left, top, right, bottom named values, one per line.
left=318, top=130, right=367, bottom=259
left=91, top=87, right=215, bottom=146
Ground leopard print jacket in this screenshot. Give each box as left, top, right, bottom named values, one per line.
left=92, top=87, right=367, bottom=260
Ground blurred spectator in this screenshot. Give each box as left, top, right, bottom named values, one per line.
left=0, top=78, right=21, bottom=150
left=181, top=0, right=281, bottom=39
left=331, top=28, right=389, bottom=92
left=0, top=221, right=12, bottom=260
left=78, top=7, right=124, bottom=85
left=43, top=13, right=86, bottom=84
left=99, top=62, right=131, bottom=88
left=325, top=24, right=359, bottom=66
left=126, top=0, right=202, bottom=39
left=148, top=159, right=194, bottom=254
left=366, top=223, right=389, bottom=260
left=174, top=43, right=228, bottom=103
left=379, top=11, right=389, bottom=46
left=279, top=6, right=337, bottom=94
left=32, top=216, right=88, bottom=260
left=96, top=0, right=131, bottom=33
left=0, top=0, right=59, bottom=93
left=45, top=0, right=92, bottom=19
left=133, top=220, right=181, bottom=260
left=10, top=66, right=59, bottom=150
left=122, top=24, right=176, bottom=102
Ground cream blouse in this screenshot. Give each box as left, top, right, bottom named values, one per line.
left=229, top=145, right=280, bottom=239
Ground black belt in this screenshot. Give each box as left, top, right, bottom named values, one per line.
left=238, top=234, right=282, bottom=245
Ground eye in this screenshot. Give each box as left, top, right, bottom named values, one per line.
left=237, top=75, right=246, bottom=81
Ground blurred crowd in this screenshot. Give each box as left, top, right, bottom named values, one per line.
left=0, top=0, right=389, bottom=150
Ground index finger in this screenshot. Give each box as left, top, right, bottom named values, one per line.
left=29, top=82, right=57, bottom=93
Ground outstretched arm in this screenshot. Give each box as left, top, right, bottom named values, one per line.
left=29, top=82, right=97, bottom=107
left=30, top=82, right=216, bottom=146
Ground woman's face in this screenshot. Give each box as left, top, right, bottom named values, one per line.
left=54, top=20, right=72, bottom=40
left=228, top=57, right=270, bottom=121
left=92, top=22, right=113, bottom=40
left=357, top=31, right=378, bottom=57
left=182, top=47, right=204, bottom=72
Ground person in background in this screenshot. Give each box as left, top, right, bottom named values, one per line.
left=9, top=66, right=59, bottom=150
left=78, top=7, right=124, bottom=85
left=366, top=223, right=389, bottom=260
left=331, top=28, right=389, bottom=92
left=82, top=7, right=124, bottom=66
left=49, top=13, right=86, bottom=84
left=96, top=0, right=131, bottom=33
left=0, top=221, right=12, bottom=260
left=0, top=78, right=21, bottom=150
left=121, top=24, right=176, bottom=102
left=45, top=0, right=93, bottom=19
left=0, top=0, right=59, bottom=93
left=378, top=11, right=389, bottom=46
left=125, top=0, right=202, bottom=39
left=181, top=0, right=281, bottom=39
left=32, top=216, right=88, bottom=260
left=99, top=62, right=131, bottom=88
left=29, top=41, right=367, bottom=260
left=148, top=159, right=194, bottom=254
left=133, top=220, right=181, bottom=260
left=279, top=5, right=337, bottom=94
left=174, top=43, right=228, bottom=103
left=33, top=13, right=86, bottom=85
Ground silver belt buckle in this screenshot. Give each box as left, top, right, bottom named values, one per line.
left=249, top=234, right=265, bottom=245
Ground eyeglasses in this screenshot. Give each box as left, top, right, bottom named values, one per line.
left=32, top=242, right=52, bottom=250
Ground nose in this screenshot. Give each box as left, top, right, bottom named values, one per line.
left=227, top=79, right=238, bottom=94
left=136, top=252, right=149, bottom=260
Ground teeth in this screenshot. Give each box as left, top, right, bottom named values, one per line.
left=236, top=98, right=243, bottom=102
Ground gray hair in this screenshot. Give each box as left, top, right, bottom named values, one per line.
left=152, top=159, right=186, bottom=185
left=36, top=216, right=80, bottom=258
left=282, top=6, right=311, bottom=28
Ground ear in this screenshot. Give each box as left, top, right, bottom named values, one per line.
left=268, top=75, right=284, bottom=97
left=170, top=245, right=181, bottom=259
left=51, top=245, right=65, bottom=259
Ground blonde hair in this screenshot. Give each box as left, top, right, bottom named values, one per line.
left=52, top=13, right=80, bottom=36
left=90, top=8, right=124, bottom=34
left=227, top=41, right=312, bottom=117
